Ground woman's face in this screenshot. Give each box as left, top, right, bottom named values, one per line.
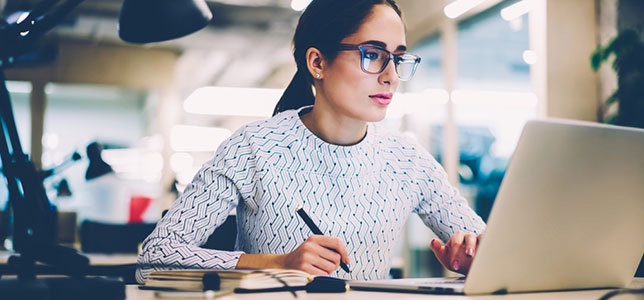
left=317, top=4, right=406, bottom=123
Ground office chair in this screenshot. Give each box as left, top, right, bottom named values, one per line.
left=158, top=209, right=238, bottom=251
left=77, top=221, right=156, bottom=284
left=79, top=221, right=155, bottom=254
left=202, top=215, right=237, bottom=251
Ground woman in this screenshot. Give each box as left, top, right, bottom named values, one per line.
left=137, top=0, right=485, bottom=283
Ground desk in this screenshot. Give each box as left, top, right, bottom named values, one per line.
left=126, top=278, right=644, bottom=299
left=1, top=250, right=138, bottom=282
left=0, top=251, right=138, bottom=265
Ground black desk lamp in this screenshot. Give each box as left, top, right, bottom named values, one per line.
left=119, top=0, right=212, bottom=44
left=84, top=142, right=114, bottom=181
left=0, top=0, right=212, bottom=299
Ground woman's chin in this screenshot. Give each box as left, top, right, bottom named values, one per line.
left=361, top=110, right=388, bottom=123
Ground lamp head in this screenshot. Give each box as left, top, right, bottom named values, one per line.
left=118, top=0, right=213, bottom=44
left=85, top=142, right=113, bottom=181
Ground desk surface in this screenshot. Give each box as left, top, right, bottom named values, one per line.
left=127, top=278, right=644, bottom=300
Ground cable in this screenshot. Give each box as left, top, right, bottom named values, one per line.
left=598, top=288, right=644, bottom=300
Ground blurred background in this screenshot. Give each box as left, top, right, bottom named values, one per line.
left=1, top=0, right=643, bottom=278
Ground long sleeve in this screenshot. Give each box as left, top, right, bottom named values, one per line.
left=412, top=146, right=486, bottom=242
left=136, top=131, right=253, bottom=283
left=137, top=108, right=488, bottom=282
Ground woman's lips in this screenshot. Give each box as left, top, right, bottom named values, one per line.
left=369, top=92, right=393, bottom=105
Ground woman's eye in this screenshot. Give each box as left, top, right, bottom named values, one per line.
left=364, top=51, right=380, bottom=60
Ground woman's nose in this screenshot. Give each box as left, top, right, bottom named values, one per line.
left=378, top=59, right=399, bottom=86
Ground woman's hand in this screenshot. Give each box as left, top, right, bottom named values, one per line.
left=430, top=231, right=483, bottom=275
left=278, top=235, right=351, bottom=276
left=235, top=235, right=350, bottom=275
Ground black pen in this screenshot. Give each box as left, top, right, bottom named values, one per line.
left=296, top=207, right=351, bottom=273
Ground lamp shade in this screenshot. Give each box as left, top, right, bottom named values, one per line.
left=118, top=0, right=213, bottom=43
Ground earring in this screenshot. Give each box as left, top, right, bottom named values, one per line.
left=315, top=73, right=321, bottom=79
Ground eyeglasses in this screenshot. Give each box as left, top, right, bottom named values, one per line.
left=337, top=43, right=421, bottom=81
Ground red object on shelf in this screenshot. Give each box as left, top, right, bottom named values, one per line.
left=129, top=195, right=153, bottom=224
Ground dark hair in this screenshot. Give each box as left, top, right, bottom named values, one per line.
left=272, top=0, right=402, bottom=116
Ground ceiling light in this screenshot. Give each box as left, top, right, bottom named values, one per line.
left=291, top=0, right=313, bottom=11
left=500, top=0, right=532, bottom=21
left=522, top=50, right=537, bottom=65
left=6, top=81, right=32, bottom=94
left=184, top=87, right=283, bottom=117
left=444, top=0, right=486, bottom=19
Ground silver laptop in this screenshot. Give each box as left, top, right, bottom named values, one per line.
left=351, top=119, right=644, bottom=295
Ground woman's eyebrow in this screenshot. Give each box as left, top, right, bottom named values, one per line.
left=361, top=40, right=407, bottom=51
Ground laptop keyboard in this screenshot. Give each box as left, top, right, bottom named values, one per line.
left=413, top=278, right=466, bottom=285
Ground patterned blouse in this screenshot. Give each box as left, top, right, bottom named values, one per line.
left=136, top=106, right=486, bottom=283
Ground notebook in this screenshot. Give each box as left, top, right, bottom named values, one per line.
left=140, top=269, right=312, bottom=292
left=351, top=119, right=644, bottom=295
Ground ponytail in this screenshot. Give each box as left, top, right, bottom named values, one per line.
left=272, top=69, right=315, bottom=116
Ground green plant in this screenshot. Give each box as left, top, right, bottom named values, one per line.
left=591, top=28, right=644, bottom=128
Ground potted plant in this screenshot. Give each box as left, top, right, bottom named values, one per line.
left=591, top=27, right=644, bottom=128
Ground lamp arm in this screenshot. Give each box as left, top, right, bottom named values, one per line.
left=1, top=67, right=89, bottom=279
left=0, top=0, right=90, bottom=279
left=0, top=0, right=84, bottom=63
left=0, top=73, right=23, bottom=244
left=24, top=0, right=84, bottom=39
left=19, top=0, right=61, bottom=29
left=0, top=70, right=25, bottom=158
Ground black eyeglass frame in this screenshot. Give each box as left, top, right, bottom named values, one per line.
left=337, top=43, right=422, bottom=81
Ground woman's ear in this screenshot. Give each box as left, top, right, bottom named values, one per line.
left=306, top=47, right=325, bottom=79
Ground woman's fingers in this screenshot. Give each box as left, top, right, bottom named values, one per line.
left=285, top=235, right=349, bottom=275
left=307, top=240, right=342, bottom=271
left=446, top=231, right=465, bottom=271
left=430, top=239, right=446, bottom=258
left=431, top=231, right=481, bottom=274
left=447, top=231, right=465, bottom=250
left=464, top=233, right=478, bottom=257
left=316, top=246, right=342, bottom=267
left=301, top=264, right=330, bottom=276
left=309, top=250, right=341, bottom=274
left=431, top=239, right=452, bottom=272
left=311, top=235, right=351, bottom=265
left=430, top=239, right=442, bottom=252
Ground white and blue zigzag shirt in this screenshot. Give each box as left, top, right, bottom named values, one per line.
left=137, top=107, right=486, bottom=283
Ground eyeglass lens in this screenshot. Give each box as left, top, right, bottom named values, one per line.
left=360, top=46, right=419, bottom=81
left=395, top=55, right=419, bottom=81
